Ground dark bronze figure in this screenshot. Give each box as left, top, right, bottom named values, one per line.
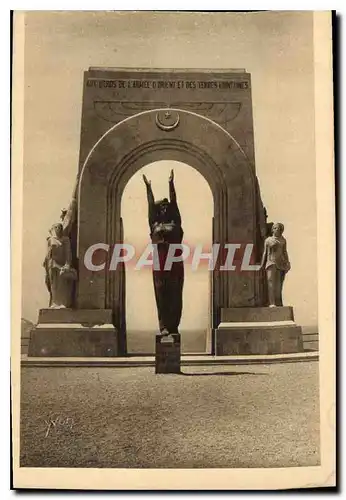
left=143, top=169, right=184, bottom=335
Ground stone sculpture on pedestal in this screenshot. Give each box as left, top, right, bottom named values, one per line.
left=260, top=222, right=291, bottom=307
left=43, top=222, right=77, bottom=308
left=43, top=176, right=78, bottom=308
left=29, top=172, right=118, bottom=357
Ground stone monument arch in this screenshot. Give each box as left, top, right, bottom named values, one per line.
left=77, top=108, right=265, bottom=354
left=28, top=68, right=303, bottom=357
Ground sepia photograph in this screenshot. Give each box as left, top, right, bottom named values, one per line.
left=11, top=10, right=335, bottom=489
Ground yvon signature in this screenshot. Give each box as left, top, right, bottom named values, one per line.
left=44, top=415, right=74, bottom=438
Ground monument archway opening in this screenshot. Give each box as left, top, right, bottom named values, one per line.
left=121, top=160, right=213, bottom=355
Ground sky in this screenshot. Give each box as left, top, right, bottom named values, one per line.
left=20, top=11, right=318, bottom=332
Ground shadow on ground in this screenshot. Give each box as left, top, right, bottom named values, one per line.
left=180, top=371, right=267, bottom=376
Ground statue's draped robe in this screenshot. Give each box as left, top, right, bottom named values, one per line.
left=43, top=196, right=77, bottom=307
left=263, top=235, right=290, bottom=307
left=46, top=234, right=73, bottom=307
left=147, top=181, right=184, bottom=333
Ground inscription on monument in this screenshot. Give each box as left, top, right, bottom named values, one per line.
left=86, top=79, right=250, bottom=90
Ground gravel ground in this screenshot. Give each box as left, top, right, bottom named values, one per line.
left=20, top=362, right=320, bottom=468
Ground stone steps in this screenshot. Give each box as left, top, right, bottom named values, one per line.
left=21, top=337, right=30, bottom=356
left=302, top=332, right=319, bottom=352
left=21, top=351, right=319, bottom=367
left=22, top=330, right=320, bottom=355
left=21, top=318, right=35, bottom=356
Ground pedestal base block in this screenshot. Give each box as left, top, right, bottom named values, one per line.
left=216, top=307, right=304, bottom=355
left=155, top=334, right=181, bottom=374
left=28, top=309, right=117, bottom=357
left=221, top=306, right=294, bottom=323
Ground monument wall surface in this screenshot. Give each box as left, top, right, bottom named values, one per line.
left=78, top=68, right=256, bottom=171
left=73, top=67, right=270, bottom=354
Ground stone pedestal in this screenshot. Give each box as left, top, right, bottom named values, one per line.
left=28, top=309, right=118, bottom=357
left=216, top=307, right=303, bottom=355
left=155, top=334, right=181, bottom=374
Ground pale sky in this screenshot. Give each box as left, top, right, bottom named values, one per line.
left=20, top=11, right=318, bottom=331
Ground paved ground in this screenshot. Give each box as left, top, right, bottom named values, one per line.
left=20, top=362, right=320, bottom=468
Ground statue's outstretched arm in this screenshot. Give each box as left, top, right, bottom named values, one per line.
left=169, top=169, right=176, bottom=203
left=168, top=170, right=181, bottom=225
left=143, top=174, right=156, bottom=227
left=63, top=237, right=72, bottom=267
left=71, top=172, right=80, bottom=200
left=62, top=173, right=80, bottom=236
left=143, top=175, right=154, bottom=205
left=62, top=200, right=77, bottom=236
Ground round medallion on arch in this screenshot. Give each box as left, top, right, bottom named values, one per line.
left=155, top=110, right=180, bottom=131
